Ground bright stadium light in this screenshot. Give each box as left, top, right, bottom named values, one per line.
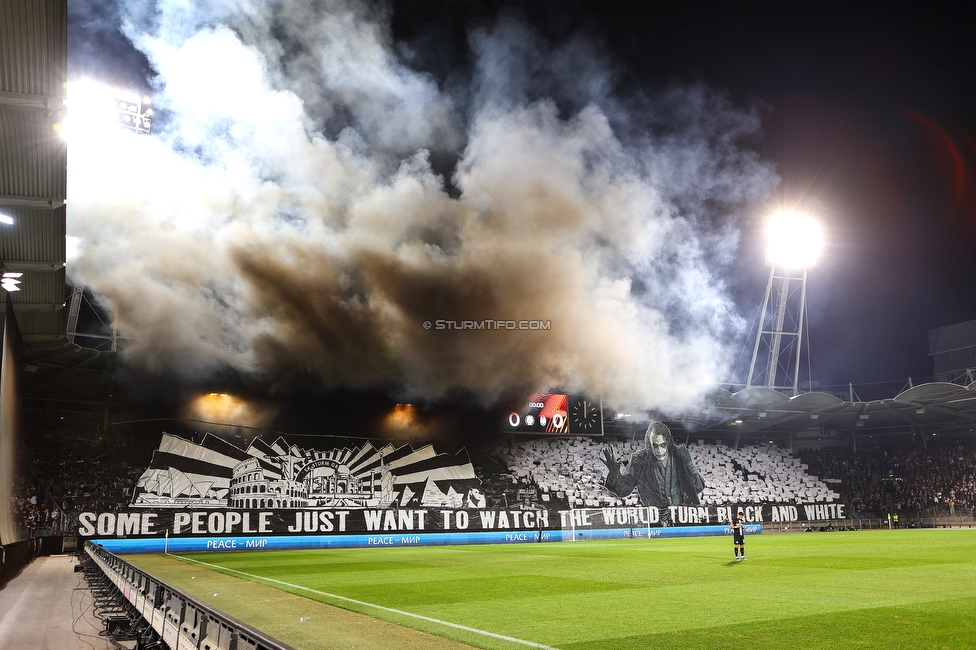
left=0, top=214, right=13, bottom=225
left=61, top=79, right=153, bottom=142
left=747, top=209, right=824, bottom=396
left=764, top=211, right=823, bottom=268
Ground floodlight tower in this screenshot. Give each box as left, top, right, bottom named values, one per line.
left=63, top=80, right=152, bottom=349
left=746, top=211, right=823, bottom=395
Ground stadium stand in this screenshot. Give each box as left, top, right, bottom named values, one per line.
left=801, top=440, right=976, bottom=517
left=15, top=427, right=145, bottom=536
left=12, top=424, right=975, bottom=533
left=10, top=478, right=52, bottom=534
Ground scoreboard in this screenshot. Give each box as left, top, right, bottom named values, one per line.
left=504, top=392, right=603, bottom=435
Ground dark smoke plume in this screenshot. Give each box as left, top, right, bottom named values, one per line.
left=66, top=0, right=777, bottom=411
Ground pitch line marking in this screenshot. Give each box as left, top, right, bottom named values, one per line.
left=168, top=553, right=559, bottom=650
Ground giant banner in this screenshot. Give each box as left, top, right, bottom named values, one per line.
left=78, top=503, right=845, bottom=555
left=78, top=503, right=846, bottom=539
left=128, top=433, right=485, bottom=510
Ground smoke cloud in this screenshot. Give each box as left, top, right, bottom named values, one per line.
left=67, top=0, right=777, bottom=411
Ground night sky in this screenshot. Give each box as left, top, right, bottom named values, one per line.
left=68, top=2, right=976, bottom=405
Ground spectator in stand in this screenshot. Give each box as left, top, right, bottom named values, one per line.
left=801, top=441, right=976, bottom=517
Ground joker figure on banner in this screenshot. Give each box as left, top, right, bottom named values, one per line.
left=601, top=421, right=705, bottom=509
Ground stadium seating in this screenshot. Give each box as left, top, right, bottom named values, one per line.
left=802, top=442, right=976, bottom=516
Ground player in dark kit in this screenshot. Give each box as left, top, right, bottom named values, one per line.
left=732, top=512, right=747, bottom=561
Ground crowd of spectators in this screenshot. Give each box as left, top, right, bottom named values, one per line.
left=9, top=477, right=61, bottom=533
left=11, top=428, right=146, bottom=535
left=801, top=440, right=976, bottom=517
left=8, top=426, right=976, bottom=535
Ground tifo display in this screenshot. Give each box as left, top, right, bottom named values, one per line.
left=75, top=428, right=852, bottom=552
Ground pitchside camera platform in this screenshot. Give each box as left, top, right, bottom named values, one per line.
left=504, top=393, right=603, bottom=435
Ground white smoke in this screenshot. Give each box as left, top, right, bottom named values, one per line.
left=67, top=0, right=778, bottom=410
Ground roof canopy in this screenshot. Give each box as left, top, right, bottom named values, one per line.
left=682, top=382, right=976, bottom=440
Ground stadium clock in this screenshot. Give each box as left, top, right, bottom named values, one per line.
left=570, top=397, right=600, bottom=431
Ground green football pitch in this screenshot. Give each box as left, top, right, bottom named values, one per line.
left=126, top=529, right=976, bottom=649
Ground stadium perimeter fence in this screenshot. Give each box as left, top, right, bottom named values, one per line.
left=0, top=539, right=35, bottom=588
left=0, top=534, right=70, bottom=588
left=85, top=541, right=294, bottom=650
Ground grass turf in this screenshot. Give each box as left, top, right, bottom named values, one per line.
left=127, top=529, right=976, bottom=649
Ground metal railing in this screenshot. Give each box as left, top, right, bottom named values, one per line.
left=85, top=542, right=294, bottom=650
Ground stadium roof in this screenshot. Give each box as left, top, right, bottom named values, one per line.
left=0, top=0, right=68, bottom=340
left=666, top=382, right=976, bottom=443
left=0, top=0, right=114, bottom=416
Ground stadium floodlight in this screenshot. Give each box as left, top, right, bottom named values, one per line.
left=0, top=214, right=13, bottom=225
left=61, top=79, right=153, bottom=141
left=764, top=210, right=823, bottom=269
left=747, top=210, right=825, bottom=396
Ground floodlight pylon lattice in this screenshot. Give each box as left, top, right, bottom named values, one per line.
left=746, top=264, right=810, bottom=396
